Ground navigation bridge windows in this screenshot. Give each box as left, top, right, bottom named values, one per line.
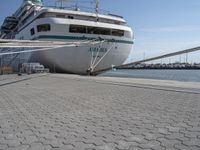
left=37, top=24, right=51, bottom=32
left=112, top=29, right=124, bottom=37
left=69, top=25, right=86, bottom=33
left=87, top=27, right=111, bottom=35
left=69, top=25, right=124, bottom=37
left=30, top=28, right=35, bottom=35
left=39, top=12, right=125, bottom=25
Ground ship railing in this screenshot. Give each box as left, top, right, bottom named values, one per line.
left=43, top=5, right=110, bottom=16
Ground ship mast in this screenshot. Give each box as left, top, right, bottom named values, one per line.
left=95, top=0, right=99, bottom=21
left=95, top=0, right=99, bottom=14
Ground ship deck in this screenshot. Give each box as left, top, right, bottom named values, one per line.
left=0, top=73, right=200, bottom=150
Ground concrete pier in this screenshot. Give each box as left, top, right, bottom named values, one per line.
left=0, top=73, right=200, bottom=150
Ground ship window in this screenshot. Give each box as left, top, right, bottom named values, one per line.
left=30, top=28, right=35, bottom=35
left=68, top=16, right=74, bottom=19
left=90, top=27, right=111, bottom=35
left=37, top=24, right=51, bottom=32
left=111, top=29, right=124, bottom=36
left=69, top=25, right=86, bottom=33
left=87, top=27, right=110, bottom=35
left=87, top=27, right=95, bottom=34
left=69, top=24, right=124, bottom=37
left=100, top=28, right=111, bottom=35
left=21, top=11, right=27, bottom=17
left=56, top=14, right=66, bottom=18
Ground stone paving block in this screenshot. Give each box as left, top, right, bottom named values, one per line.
left=165, top=126, right=180, bottom=133
left=102, top=135, right=120, bottom=143
left=165, top=132, right=190, bottom=141
left=2, top=129, right=15, bottom=134
left=116, top=140, right=130, bottom=150
left=77, top=132, right=96, bottom=140
left=27, top=142, right=52, bottom=150
left=0, top=138, right=7, bottom=145
left=83, top=138, right=106, bottom=146
left=4, top=134, right=17, bottom=140
left=187, top=127, right=200, bottom=132
left=21, top=135, right=39, bottom=145
left=6, top=144, right=29, bottom=150
left=96, top=143, right=118, bottom=150
left=182, top=138, right=200, bottom=147
left=62, top=138, right=78, bottom=145
left=0, top=144, right=8, bottom=150
left=38, top=133, right=58, bottom=140
left=184, top=121, right=199, bottom=128
left=157, top=128, right=170, bottom=135
left=174, top=143, right=200, bottom=150
left=57, top=133, right=76, bottom=140
left=137, top=140, right=165, bottom=150
left=49, top=144, right=74, bottom=150
left=71, top=142, right=95, bottom=150
left=118, top=130, right=133, bottom=138
left=43, top=139, right=64, bottom=148
left=181, top=131, right=200, bottom=138
left=0, top=74, right=200, bottom=150
left=124, top=135, right=147, bottom=144
left=7, top=139, right=21, bottom=147
left=142, top=133, right=158, bottom=141
left=128, top=146, right=143, bottom=150
left=157, top=137, right=182, bottom=149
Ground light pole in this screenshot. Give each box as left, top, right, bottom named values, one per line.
left=186, top=53, right=188, bottom=63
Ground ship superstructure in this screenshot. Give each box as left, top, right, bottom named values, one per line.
left=0, top=0, right=133, bottom=74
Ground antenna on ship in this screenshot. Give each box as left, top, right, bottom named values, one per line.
left=95, top=0, right=99, bottom=21
left=95, top=0, right=99, bottom=14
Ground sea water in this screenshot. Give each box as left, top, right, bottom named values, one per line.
left=99, top=69, right=200, bottom=82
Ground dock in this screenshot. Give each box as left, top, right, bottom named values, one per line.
left=0, top=73, right=200, bottom=150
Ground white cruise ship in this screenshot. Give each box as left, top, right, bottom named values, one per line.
left=0, top=0, right=133, bottom=74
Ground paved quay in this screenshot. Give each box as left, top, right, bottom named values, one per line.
left=0, top=73, right=200, bottom=150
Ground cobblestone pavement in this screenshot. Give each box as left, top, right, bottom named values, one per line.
left=0, top=74, right=200, bottom=150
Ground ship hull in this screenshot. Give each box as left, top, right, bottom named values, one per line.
left=1, top=4, right=134, bottom=74
left=29, top=40, right=132, bottom=74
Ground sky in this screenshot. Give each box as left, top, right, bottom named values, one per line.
left=1, top=0, right=200, bottom=63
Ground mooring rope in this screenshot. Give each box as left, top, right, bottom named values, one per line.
left=0, top=39, right=103, bottom=56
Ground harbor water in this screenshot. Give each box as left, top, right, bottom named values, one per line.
left=100, top=69, right=200, bottom=82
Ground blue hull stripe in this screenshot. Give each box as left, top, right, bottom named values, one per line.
left=33, top=35, right=134, bottom=44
